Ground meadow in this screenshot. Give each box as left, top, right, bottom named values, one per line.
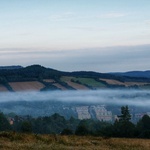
left=0, top=132, right=150, bottom=150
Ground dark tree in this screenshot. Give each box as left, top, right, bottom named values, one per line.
left=0, top=112, right=11, bottom=131
left=136, top=115, right=150, bottom=138
left=113, top=106, right=135, bottom=138
left=21, top=121, right=32, bottom=133
left=75, top=124, right=89, bottom=136
left=118, top=106, right=131, bottom=122
left=61, top=128, right=73, bottom=135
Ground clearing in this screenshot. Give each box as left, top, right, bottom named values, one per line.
left=9, top=81, right=45, bottom=91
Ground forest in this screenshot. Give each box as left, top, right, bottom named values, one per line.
left=0, top=106, right=150, bottom=139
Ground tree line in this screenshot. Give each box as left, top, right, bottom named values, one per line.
left=0, top=106, right=150, bottom=138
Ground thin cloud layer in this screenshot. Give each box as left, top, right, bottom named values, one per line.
left=0, top=90, right=150, bottom=107
left=0, top=44, right=149, bottom=72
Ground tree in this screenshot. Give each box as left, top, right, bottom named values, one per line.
left=136, top=115, right=150, bottom=138
left=118, top=106, right=131, bottom=122
left=0, top=112, right=11, bottom=131
left=61, top=128, right=73, bottom=135
left=113, top=106, right=135, bottom=138
left=75, top=124, right=89, bottom=135
left=21, top=121, right=32, bottom=133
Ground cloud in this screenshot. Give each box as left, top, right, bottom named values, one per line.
left=1, top=90, right=150, bottom=116
left=70, top=26, right=107, bottom=32
left=0, top=44, right=150, bottom=72
left=0, top=90, right=150, bottom=107
left=48, top=11, right=127, bottom=22
left=96, top=12, right=128, bottom=19
left=145, top=20, right=150, bottom=25
left=49, top=12, right=76, bottom=21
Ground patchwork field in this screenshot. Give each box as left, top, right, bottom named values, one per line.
left=100, top=78, right=150, bottom=87
left=100, top=79, right=125, bottom=86
left=0, top=76, right=150, bottom=92
left=0, top=132, right=150, bottom=150
left=9, top=81, right=45, bottom=91
left=61, top=76, right=106, bottom=89
left=53, top=83, right=67, bottom=90
left=61, top=76, right=89, bottom=90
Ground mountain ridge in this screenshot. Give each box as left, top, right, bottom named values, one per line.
left=0, top=65, right=150, bottom=92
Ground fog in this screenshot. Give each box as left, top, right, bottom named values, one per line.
left=0, top=89, right=150, bottom=117
left=0, top=89, right=150, bottom=107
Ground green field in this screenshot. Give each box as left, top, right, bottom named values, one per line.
left=61, top=76, right=106, bottom=89
left=0, top=132, right=150, bottom=150
left=73, top=77, right=106, bottom=88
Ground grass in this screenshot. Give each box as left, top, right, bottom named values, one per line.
left=0, top=132, right=150, bottom=150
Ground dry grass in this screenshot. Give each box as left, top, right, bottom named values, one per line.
left=61, top=76, right=89, bottom=90
left=0, top=132, right=150, bottom=150
left=8, top=81, right=45, bottom=91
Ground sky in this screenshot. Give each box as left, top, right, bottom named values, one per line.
left=0, top=0, right=150, bottom=72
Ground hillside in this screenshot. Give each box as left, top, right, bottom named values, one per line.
left=111, top=70, right=150, bottom=78
left=0, top=65, right=150, bottom=92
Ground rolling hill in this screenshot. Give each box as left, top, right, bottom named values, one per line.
left=0, top=65, right=150, bottom=92
left=111, top=71, right=150, bottom=78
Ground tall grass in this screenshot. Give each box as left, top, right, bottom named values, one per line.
left=0, top=132, right=150, bottom=150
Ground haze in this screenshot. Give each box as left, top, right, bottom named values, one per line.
left=0, top=90, right=150, bottom=107
left=0, top=0, right=150, bottom=72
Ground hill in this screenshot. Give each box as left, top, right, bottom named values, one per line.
left=0, top=65, right=150, bottom=92
left=111, top=71, right=150, bottom=78
left=0, top=65, right=23, bottom=70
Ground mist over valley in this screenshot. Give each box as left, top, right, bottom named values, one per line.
left=0, top=90, right=149, bottom=122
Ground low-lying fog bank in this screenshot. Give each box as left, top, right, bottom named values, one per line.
left=0, top=90, right=150, bottom=106
left=0, top=90, right=150, bottom=117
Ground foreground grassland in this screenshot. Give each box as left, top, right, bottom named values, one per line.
left=0, top=132, right=150, bottom=150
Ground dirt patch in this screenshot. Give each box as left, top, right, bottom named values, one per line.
left=100, top=79, right=125, bottom=85
left=53, top=83, right=67, bottom=90
left=9, top=81, right=45, bottom=91
left=100, top=79, right=150, bottom=87
left=65, top=81, right=89, bottom=90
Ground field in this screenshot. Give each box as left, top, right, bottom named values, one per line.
left=53, top=83, right=67, bottom=90
left=100, top=78, right=150, bottom=88
left=61, top=76, right=106, bottom=89
left=0, top=132, right=150, bottom=150
left=8, top=81, right=45, bottom=91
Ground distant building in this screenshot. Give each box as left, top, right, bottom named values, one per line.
left=7, top=117, right=14, bottom=125
left=76, top=106, right=91, bottom=120
left=90, top=105, right=112, bottom=122
left=134, top=112, right=150, bottom=122
left=76, top=105, right=113, bottom=122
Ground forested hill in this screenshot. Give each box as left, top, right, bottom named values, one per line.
left=0, top=65, right=23, bottom=70
left=110, top=71, right=150, bottom=78
left=0, top=65, right=150, bottom=92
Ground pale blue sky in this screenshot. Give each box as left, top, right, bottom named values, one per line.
left=0, top=0, right=150, bottom=72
